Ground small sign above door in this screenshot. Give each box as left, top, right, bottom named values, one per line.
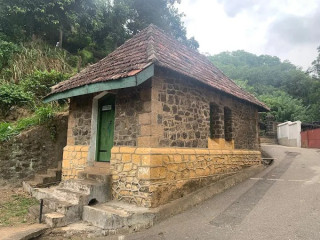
left=102, top=105, right=112, bottom=111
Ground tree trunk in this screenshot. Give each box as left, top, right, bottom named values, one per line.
left=59, top=29, right=63, bottom=48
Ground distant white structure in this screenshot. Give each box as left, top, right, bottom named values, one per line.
left=277, top=121, right=301, bottom=147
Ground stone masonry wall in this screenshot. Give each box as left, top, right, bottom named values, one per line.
left=0, top=114, right=67, bottom=185
left=111, top=146, right=261, bottom=208
left=62, top=145, right=89, bottom=180
left=114, top=81, right=152, bottom=147
left=67, top=95, right=93, bottom=146
left=62, top=82, right=152, bottom=180
left=151, top=68, right=260, bottom=150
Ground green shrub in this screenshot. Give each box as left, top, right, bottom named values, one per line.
left=79, top=49, right=94, bottom=65
left=0, top=105, right=58, bottom=141
left=21, top=70, right=70, bottom=100
left=0, top=82, right=33, bottom=116
left=0, top=40, right=20, bottom=69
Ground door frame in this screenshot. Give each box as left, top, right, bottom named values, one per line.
left=88, top=92, right=115, bottom=165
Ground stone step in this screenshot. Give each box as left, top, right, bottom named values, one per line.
left=43, top=198, right=81, bottom=216
left=29, top=193, right=82, bottom=226
left=59, top=179, right=111, bottom=203
left=78, top=171, right=112, bottom=183
left=52, top=188, right=90, bottom=205
left=34, top=174, right=58, bottom=185
left=82, top=202, right=154, bottom=231
left=28, top=204, right=52, bottom=222
left=44, top=212, right=67, bottom=227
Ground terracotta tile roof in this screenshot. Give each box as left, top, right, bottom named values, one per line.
left=49, top=24, right=269, bottom=111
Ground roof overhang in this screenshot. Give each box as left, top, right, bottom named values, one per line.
left=43, top=64, right=154, bottom=103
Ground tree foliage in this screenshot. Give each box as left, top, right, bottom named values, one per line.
left=308, top=46, right=320, bottom=79
left=209, top=50, right=320, bottom=122
left=0, top=0, right=198, bottom=60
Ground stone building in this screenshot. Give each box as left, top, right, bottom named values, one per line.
left=44, top=25, right=269, bottom=209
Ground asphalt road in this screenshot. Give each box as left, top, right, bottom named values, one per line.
left=110, top=145, right=320, bottom=240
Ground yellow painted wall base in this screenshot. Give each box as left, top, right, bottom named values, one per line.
left=111, top=146, right=261, bottom=208
left=62, top=145, right=89, bottom=180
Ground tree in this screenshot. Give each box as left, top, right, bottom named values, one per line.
left=209, top=50, right=320, bottom=122
left=308, top=46, right=320, bottom=79
left=119, top=0, right=199, bottom=49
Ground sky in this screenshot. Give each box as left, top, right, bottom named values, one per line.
left=177, top=0, right=320, bottom=70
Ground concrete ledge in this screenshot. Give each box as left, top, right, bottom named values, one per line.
left=0, top=224, right=48, bottom=240
left=153, top=164, right=265, bottom=223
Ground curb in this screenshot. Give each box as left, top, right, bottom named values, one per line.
left=0, top=224, right=48, bottom=240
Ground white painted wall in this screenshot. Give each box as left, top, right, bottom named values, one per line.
left=277, top=121, right=301, bottom=147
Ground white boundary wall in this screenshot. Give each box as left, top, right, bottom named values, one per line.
left=277, top=121, right=301, bottom=147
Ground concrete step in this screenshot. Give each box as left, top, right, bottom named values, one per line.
left=78, top=171, right=112, bottom=183
left=28, top=204, right=52, bottom=222
left=45, top=212, right=67, bottom=227
left=82, top=201, right=154, bottom=231
left=52, top=188, right=90, bottom=205
left=59, top=179, right=111, bottom=203
left=29, top=192, right=82, bottom=227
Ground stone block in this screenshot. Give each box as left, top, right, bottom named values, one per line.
left=62, top=160, right=70, bottom=169
left=140, top=125, right=152, bottom=136
left=137, top=136, right=151, bottom=147
left=132, top=155, right=141, bottom=165
left=122, top=154, right=132, bottom=163
left=81, top=151, right=88, bottom=158
left=123, top=163, right=133, bottom=172
left=141, top=155, right=151, bottom=166
left=139, top=113, right=151, bottom=125
left=150, top=155, right=163, bottom=166
left=143, top=101, right=152, bottom=112
left=173, top=155, right=182, bottom=163
left=119, top=146, right=136, bottom=154
left=111, top=146, right=120, bottom=153
left=135, top=148, right=152, bottom=154
left=138, top=167, right=150, bottom=179
left=150, top=167, right=166, bottom=179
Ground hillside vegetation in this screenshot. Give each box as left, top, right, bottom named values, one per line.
left=209, top=50, right=320, bottom=122
left=0, top=0, right=319, bottom=141
left=0, top=0, right=196, bottom=141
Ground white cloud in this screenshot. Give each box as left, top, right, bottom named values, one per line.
left=178, top=0, right=320, bottom=69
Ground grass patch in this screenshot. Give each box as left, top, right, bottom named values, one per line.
left=0, top=104, right=60, bottom=142
left=0, top=192, right=38, bottom=226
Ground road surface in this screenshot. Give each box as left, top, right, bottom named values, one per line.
left=109, top=145, right=320, bottom=240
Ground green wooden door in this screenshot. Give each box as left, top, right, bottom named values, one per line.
left=96, top=95, right=115, bottom=162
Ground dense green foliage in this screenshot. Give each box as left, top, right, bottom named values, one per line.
left=0, top=0, right=198, bottom=60
left=21, top=70, right=70, bottom=101
left=0, top=82, right=33, bottom=116
left=209, top=50, right=320, bottom=122
left=0, top=105, right=58, bottom=141
left=0, top=0, right=198, bottom=139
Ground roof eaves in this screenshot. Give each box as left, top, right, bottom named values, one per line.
left=43, top=64, right=154, bottom=103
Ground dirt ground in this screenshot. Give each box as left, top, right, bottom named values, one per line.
left=0, top=186, right=38, bottom=227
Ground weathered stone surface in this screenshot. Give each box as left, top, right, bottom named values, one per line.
left=0, top=114, right=67, bottom=185
left=152, top=68, right=260, bottom=150
left=111, top=146, right=261, bottom=208
left=68, top=95, right=93, bottom=146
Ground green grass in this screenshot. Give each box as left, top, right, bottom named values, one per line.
left=0, top=194, right=38, bottom=226
left=0, top=105, right=59, bottom=142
